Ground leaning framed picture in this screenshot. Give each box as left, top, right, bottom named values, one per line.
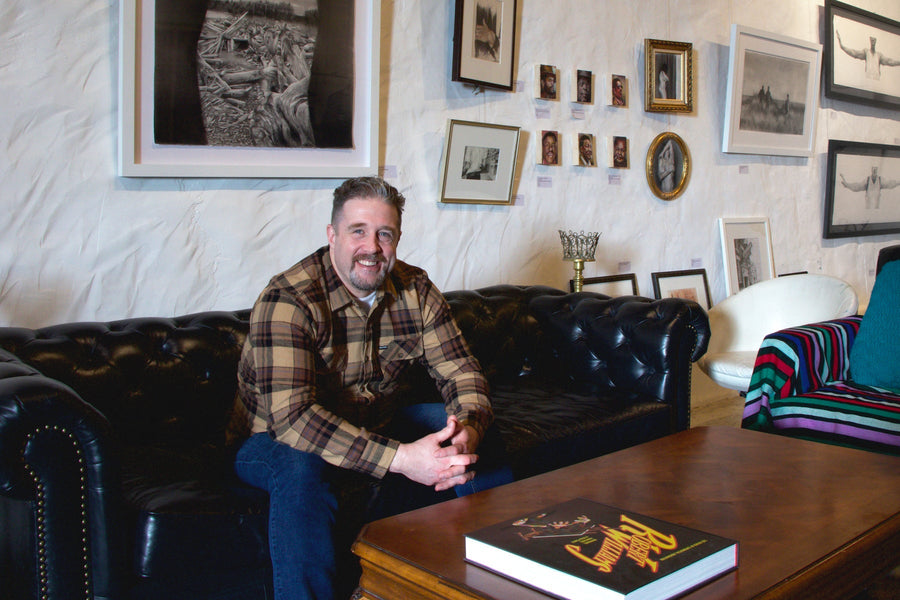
left=118, top=0, right=380, bottom=178
left=722, top=25, right=822, bottom=157
left=825, top=0, right=900, bottom=110
left=651, top=269, right=711, bottom=309
left=452, top=0, right=519, bottom=91
left=572, top=274, right=639, bottom=296
left=719, top=217, right=776, bottom=296
left=646, top=132, right=690, bottom=201
left=824, top=139, right=900, bottom=239
left=644, top=39, right=693, bottom=112
left=439, top=119, right=521, bottom=205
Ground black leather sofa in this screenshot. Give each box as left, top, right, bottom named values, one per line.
left=0, top=285, right=709, bottom=600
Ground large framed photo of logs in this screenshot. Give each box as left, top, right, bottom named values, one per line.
left=118, top=0, right=380, bottom=178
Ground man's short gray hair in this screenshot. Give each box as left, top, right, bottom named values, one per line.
left=332, top=177, right=406, bottom=227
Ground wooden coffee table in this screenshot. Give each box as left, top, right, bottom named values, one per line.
left=352, top=426, right=900, bottom=600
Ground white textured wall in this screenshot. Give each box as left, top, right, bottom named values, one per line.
left=1, top=0, right=899, bottom=329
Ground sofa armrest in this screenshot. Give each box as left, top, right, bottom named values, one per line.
left=742, top=316, right=862, bottom=430
left=0, top=350, right=126, bottom=599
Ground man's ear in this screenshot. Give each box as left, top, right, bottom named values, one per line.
left=326, top=223, right=335, bottom=246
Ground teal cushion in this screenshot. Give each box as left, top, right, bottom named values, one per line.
left=850, top=260, right=900, bottom=392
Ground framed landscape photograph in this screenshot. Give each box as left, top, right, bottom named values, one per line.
left=118, top=0, right=380, bottom=178
left=439, top=119, right=521, bottom=205
left=824, top=139, right=900, bottom=239
left=825, top=0, right=900, bottom=110
left=572, top=274, right=639, bottom=296
left=646, top=132, right=690, bottom=200
left=452, top=0, right=519, bottom=91
left=722, top=25, right=822, bottom=157
left=644, top=39, right=693, bottom=113
left=719, top=217, right=776, bottom=296
left=651, top=269, right=711, bottom=309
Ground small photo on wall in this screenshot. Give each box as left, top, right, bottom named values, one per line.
left=536, top=64, right=559, bottom=100
left=575, top=133, right=596, bottom=166
left=539, top=130, right=560, bottom=165
left=609, top=136, right=629, bottom=168
left=611, top=74, right=628, bottom=106
left=573, top=69, right=594, bottom=103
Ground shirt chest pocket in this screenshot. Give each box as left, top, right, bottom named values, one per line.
left=378, top=336, right=423, bottom=380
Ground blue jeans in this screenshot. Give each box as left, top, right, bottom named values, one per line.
left=234, top=403, right=512, bottom=600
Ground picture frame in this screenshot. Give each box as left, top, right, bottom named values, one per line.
left=646, top=132, right=690, bottom=200
left=573, top=69, right=594, bottom=104
left=823, top=139, right=900, bottom=239
left=722, top=24, right=822, bottom=157
left=536, top=64, right=560, bottom=100
left=609, top=136, right=629, bottom=169
left=610, top=74, right=628, bottom=107
left=824, top=0, right=900, bottom=111
left=118, top=0, right=380, bottom=178
left=575, top=133, right=596, bottom=167
left=644, top=39, right=693, bottom=113
left=538, top=130, right=560, bottom=166
left=571, top=274, right=639, bottom=296
left=439, top=119, right=521, bottom=205
left=719, top=217, right=776, bottom=296
left=451, top=0, right=519, bottom=91
left=651, top=269, right=711, bottom=309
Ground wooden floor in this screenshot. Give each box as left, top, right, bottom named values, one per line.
left=690, top=364, right=745, bottom=428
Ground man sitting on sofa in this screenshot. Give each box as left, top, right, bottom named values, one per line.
left=232, top=176, right=512, bottom=600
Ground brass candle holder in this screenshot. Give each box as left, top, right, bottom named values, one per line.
left=559, top=230, right=600, bottom=292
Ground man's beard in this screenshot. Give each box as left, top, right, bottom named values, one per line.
left=349, top=255, right=388, bottom=292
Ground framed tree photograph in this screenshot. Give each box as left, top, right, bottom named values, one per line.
left=118, top=0, right=380, bottom=178
left=439, top=119, right=521, bottom=205
left=646, top=132, right=690, bottom=200
left=452, top=0, right=519, bottom=91
left=824, top=139, right=900, bottom=239
left=644, top=39, right=693, bottom=112
left=575, top=133, right=596, bottom=167
left=571, top=274, right=639, bottom=296
left=722, top=25, right=822, bottom=157
left=825, top=0, right=900, bottom=110
left=651, top=269, right=711, bottom=309
left=719, top=217, right=776, bottom=296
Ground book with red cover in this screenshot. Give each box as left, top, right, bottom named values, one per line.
left=465, top=498, right=738, bottom=600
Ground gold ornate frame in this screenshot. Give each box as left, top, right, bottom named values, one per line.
left=646, top=132, right=691, bottom=201
left=644, top=39, right=693, bottom=113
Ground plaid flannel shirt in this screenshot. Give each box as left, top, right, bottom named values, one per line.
left=236, top=246, right=492, bottom=478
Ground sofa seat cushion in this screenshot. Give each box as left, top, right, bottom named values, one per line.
left=490, top=379, right=672, bottom=478
left=121, top=445, right=271, bottom=581
left=850, top=260, right=900, bottom=392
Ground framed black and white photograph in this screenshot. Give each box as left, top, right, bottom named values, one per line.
left=825, top=0, right=900, bottom=110
left=539, top=130, right=560, bottom=166
left=824, top=139, right=900, bottom=239
left=571, top=274, right=639, bottom=296
left=452, top=0, right=519, bottom=91
left=536, top=64, right=560, bottom=100
left=722, top=25, right=822, bottom=157
left=119, top=0, right=380, bottom=178
left=439, top=119, right=521, bottom=205
left=646, top=132, right=690, bottom=200
left=719, top=217, right=776, bottom=296
left=610, top=74, right=627, bottom=107
left=573, top=69, right=594, bottom=104
left=651, top=269, right=711, bottom=309
left=644, top=39, right=693, bottom=113
left=575, top=133, right=596, bottom=167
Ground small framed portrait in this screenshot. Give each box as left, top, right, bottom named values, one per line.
left=571, top=274, right=639, bottom=296
left=644, top=39, right=693, bottom=112
left=646, top=132, right=690, bottom=200
left=824, top=139, right=900, bottom=238
left=539, top=130, right=560, bottom=166
left=609, top=136, right=629, bottom=169
left=572, top=69, right=594, bottom=104
left=535, top=64, right=559, bottom=100
left=651, top=269, right=711, bottom=309
left=719, top=217, right=776, bottom=296
left=439, top=119, right=521, bottom=205
left=451, top=0, right=520, bottom=91
left=825, top=0, right=900, bottom=110
left=575, top=133, right=596, bottom=167
left=610, top=74, right=628, bottom=106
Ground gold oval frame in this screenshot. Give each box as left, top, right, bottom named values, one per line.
left=646, top=132, right=691, bottom=201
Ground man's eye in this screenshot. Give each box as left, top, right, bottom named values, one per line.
left=379, top=231, right=394, bottom=242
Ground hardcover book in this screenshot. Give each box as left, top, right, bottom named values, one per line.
left=465, top=498, right=738, bottom=600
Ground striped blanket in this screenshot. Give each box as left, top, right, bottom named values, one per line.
left=742, top=316, right=900, bottom=455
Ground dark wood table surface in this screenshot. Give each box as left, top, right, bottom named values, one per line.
left=352, top=426, right=900, bottom=600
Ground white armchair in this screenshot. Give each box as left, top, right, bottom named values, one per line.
left=698, top=274, right=858, bottom=392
